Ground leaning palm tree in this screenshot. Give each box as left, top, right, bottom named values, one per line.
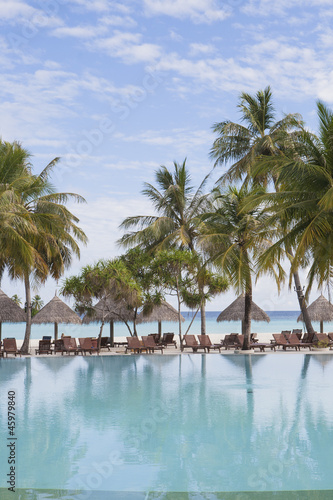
left=210, top=87, right=315, bottom=334
left=119, top=159, right=213, bottom=334
left=200, top=185, right=284, bottom=350
left=258, top=101, right=333, bottom=302
left=0, top=141, right=87, bottom=354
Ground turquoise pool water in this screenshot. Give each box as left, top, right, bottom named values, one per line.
left=0, top=354, right=333, bottom=499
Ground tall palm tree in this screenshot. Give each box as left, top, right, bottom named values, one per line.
left=0, top=141, right=87, bottom=354
left=119, top=159, right=213, bottom=334
left=258, top=101, right=333, bottom=301
left=210, top=86, right=302, bottom=186
left=200, top=185, right=284, bottom=350
left=210, top=87, right=315, bottom=334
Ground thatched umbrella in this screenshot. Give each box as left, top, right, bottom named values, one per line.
left=137, top=301, right=185, bottom=336
left=297, top=294, right=333, bottom=333
left=32, top=295, right=81, bottom=341
left=0, top=289, right=26, bottom=342
left=217, top=295, right=270, bottom=334
left=82, top=297, right=136, bottom=347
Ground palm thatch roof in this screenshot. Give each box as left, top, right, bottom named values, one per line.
left=0, top=289, right=26, bottom=322
left=32, top=296, right=81, bottom=325
left=297, top=294, right=333, bottom=322
left=82, top=297, right=135, bottom=324
left=217, top=295, right=270, bottom=322
left=137, top=301, right=185, bottom=324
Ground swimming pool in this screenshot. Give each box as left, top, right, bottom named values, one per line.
left=0, top=354, right=333, bottom=499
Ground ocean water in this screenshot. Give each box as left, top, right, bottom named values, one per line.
left=2, top=310, right=333, bottom=340
left=0, top=354, right=333, bottom=498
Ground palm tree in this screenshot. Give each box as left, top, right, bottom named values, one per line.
left=200, top=185, right=284, bottom=350
left=11, top=294, right=22, bottom=306
left=210, top=86, right=302, bottom=186
left=259, top=101, right=333, bottom=301
left=210, top=87, right=315, bottom=334
left=31, top=295, right=44, bottom=317
left=119, top=159, right=214, bottom=334
left=0, top=141, right=87, bottom=354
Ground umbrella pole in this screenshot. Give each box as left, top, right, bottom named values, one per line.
left=110, top=321, right=114, bottom=348
left=54, top=322, right=58, bottom=341
left=320, top=320, right=324, bottom=334
left=0, top=322, right=2, bottom=343
left=158, top=321, right=162, bottom=337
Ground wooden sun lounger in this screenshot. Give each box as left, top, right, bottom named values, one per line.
left=198, top=335, right=221, bottom=352
left=125, top=336, right=148, bottom=354
left=182, top=334, right=207, bottom=352
left=100, top=337, right=110, bottom=351
left=148, top=333, right=161, bottom=344
left=250, top=342, right=276, bottom=352
left=79, top=338, right=99, bottom=355
left=142, top=336, right=164, bottom=354
left=3, top=338, right=21, bottom=357
left=221, top=334, right=240, bottom=350
left=313, top=333, right=331, bottom=347
left=62, top=337, right=80, bottom=355
left=292, top=329, right=302, bottom=339
left=272, top=333, right=300, bottom=350
left=161, top=332, right=177, bottom=348
left=35, top=339, right=53, bottom=355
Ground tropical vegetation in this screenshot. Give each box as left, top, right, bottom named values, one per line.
left=0, top=140, right=87, bottom=354
left=2, top=90, right=333, bottom=352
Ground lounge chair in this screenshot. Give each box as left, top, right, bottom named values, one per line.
left=160, top=332, right=177, bottom=348
left=3, top=338, right=21, bottom=357
left=221, top=334, right=239, bottom=350
left=54, top=339, right=64, bottom=354
left=281, top=331, right=291, bottom=340
left=182, top=335, right=206, bottom=353
left=142, top=336, right=164, bottom=354
left=42, top=336, right=52, bottom=341
left=272, top=334, right=293, bottom=350
left=292, top=329, right=302, bottom=340
left=125, top=336, right=148, bottom=354
left=79, top=338, right=99, bottom=355
left=272, top=333, right=302, bottom=351
left=62, top=337, right=80, bottom=355
left=99, top=337, right=110, bottom=350
left=313, top=333, right=331, bottom=347
left=35, top=339, right=53, bottom=355
left=287, top=333, right=303, bottom=350
left=250, top=333, right=258, bottom=343
left=198, top=335, right=221, bottom=352
left=148, top=333, right=161, bottom=344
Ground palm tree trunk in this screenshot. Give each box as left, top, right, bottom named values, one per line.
left=97, top=321, right=104, bottom=352
left=286, top=245, right=315, bottom=335
left=292, top=270, right=315, bottom=336
left=200, top=300, right=206, bottom=335
left=242, top=287, right=252, bottom=350
left=21, top=274, right=32, bottom=355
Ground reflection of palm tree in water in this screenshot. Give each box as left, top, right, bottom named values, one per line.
left=18, top=359, right=82, bottom=493
left=279, top=355, right=333, bottom=491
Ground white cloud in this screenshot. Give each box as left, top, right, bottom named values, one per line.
left=66, top=196, right=155, bottom=267
left=51, top=25, right=107, bottom=39
left=67, top=0, right=110, bottom=12
left=101, top=15, right=137, bottom=28
left=241, top=0, right=333, bottom=17
left=143, top=0, right=231, bottom=23
left=89, top=31, right=162, bottom=63
left=189, top=42, right=216, bottom=56
left=115, top=128, right=214, bottom=156
left=0, top=0, right=37, bottom=20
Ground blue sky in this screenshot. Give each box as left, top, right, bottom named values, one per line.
left=1, top=0, right=332, bottom=311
